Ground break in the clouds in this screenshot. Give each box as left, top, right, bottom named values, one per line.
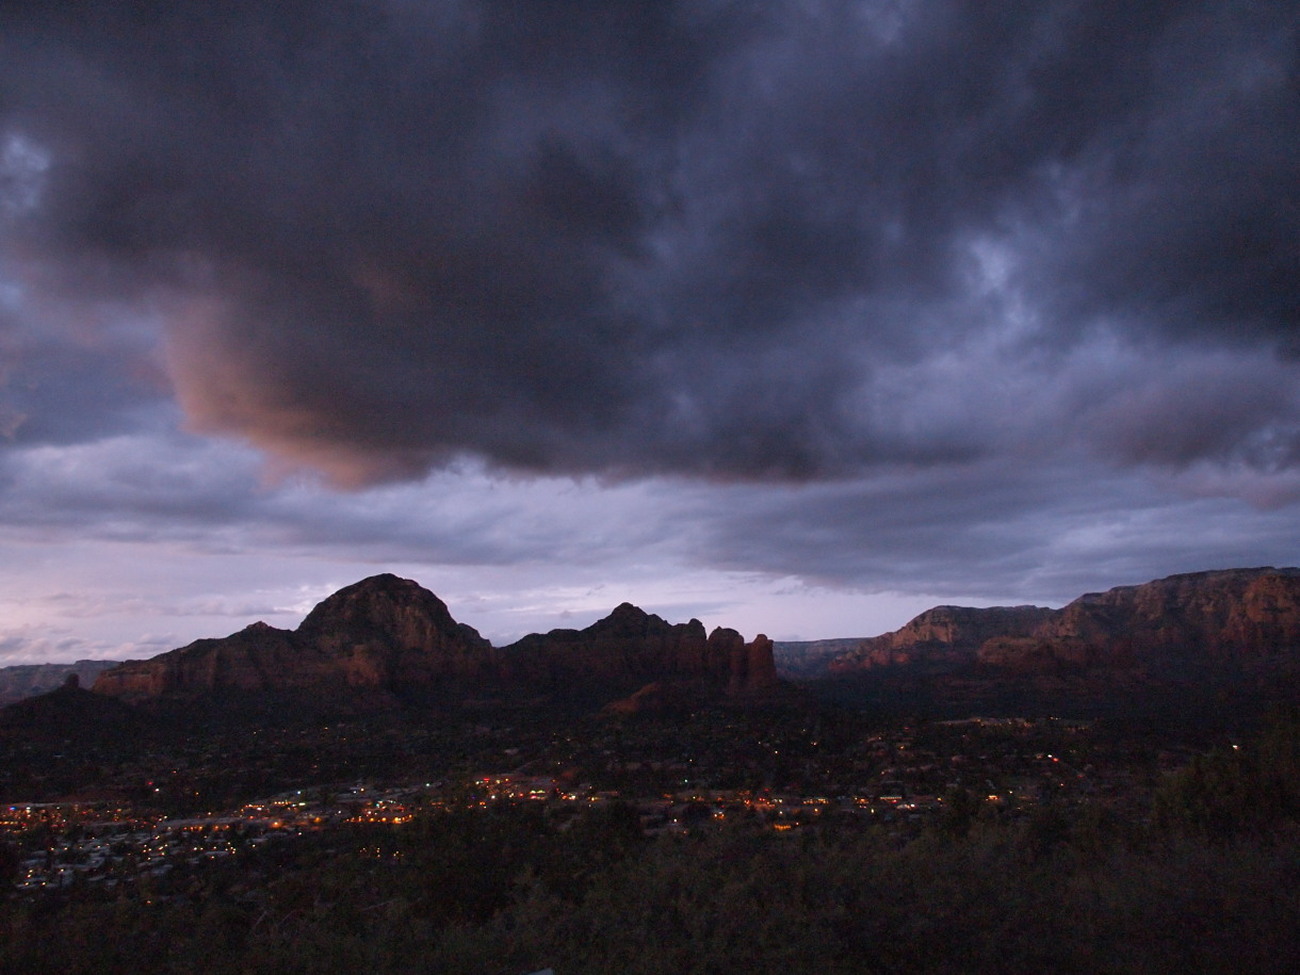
left=0, top=2, right=1298, bottom=662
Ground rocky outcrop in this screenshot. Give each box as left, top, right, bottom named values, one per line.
left=975, top=636, right=1102, bottom=673
left=772, top=639, right=864, bottom=679
left=93, top=575, right=784, bottom=707
left=0, top=659, right=117, bottom=707
left=95, top=575, right=495, bottom=703
left=732, top=634, right=781, bottom=695
left=95, top=621, right=303, bottom=699
left=1230, top=571, right=1300, bottom=649
left=982, top=569, right=1300, bottom=676
left=1026, top=568, right=1300, bottom=661
left=499, top=603, right=715, bottom=688
left=826, top=568, right=1300, bottom=677
left=826, top=605, right=1054, bottom=674
left=599, top=631, right=783, bottom=714
left=709, top=626, right=746, bottom=693
left=298, top=575, right=497, bottom=688
left=498, top=607, right=782, bottom=698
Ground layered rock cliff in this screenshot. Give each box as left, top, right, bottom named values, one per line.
left=495, top=606, right=780, bottom=699
left=772, top=639, right=863, bottom=679
left=93, top=575, right=782, bottom=706
left=973, top=568, right=1300, bottom=672
left=825, top=567, right=1300, bottom=677
left=826, top=605, right=1055, bottom=674
left=0, top=659, right=117, bottom=707
left=94, top=575, right=496, bottom=702
left=1022, top=568, right=1300, bottom=662
left=500, top=603, right=719, bottom=688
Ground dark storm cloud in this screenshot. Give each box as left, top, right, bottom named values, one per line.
left=1, top=1, right=1297, bottom=483
left=686, top=459, right=1300, bottom=606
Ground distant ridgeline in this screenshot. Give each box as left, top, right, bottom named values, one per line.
left=0, top=660, right=118, bottom=707
left=802, top=567, right=1300, bottom=678
left=90, top=574, right=785, bottom=711
left=8, top=567, right=1299, bottom=716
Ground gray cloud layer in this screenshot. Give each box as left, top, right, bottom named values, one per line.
left=2, top=1, right=1296, bottom=485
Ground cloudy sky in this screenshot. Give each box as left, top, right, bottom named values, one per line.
left=2, top=1, right=1298, bottom=663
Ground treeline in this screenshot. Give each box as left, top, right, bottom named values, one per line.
left=1153, top=710, right=1300, bottom=838
left=5, top=717, right=1300, bottom=975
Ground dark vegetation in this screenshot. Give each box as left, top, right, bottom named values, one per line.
left=4, top=800, right=1299, bottom=974
left=807, top=655, right=1300, bottom=731
left=4, top=711, right=1300, bottom=975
